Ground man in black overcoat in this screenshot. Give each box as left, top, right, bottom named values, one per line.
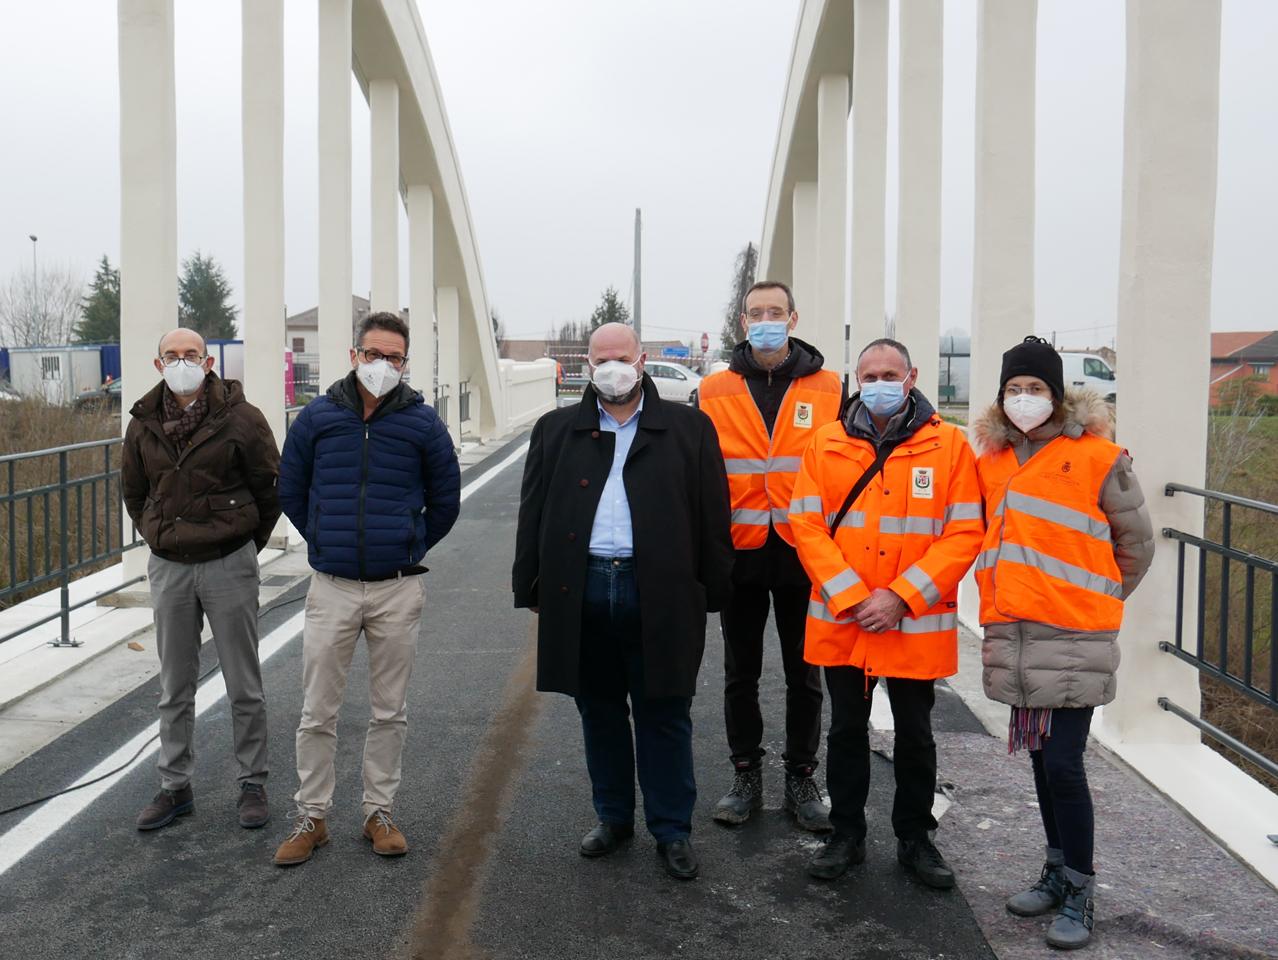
left=513, top=322, right=734, bottom=880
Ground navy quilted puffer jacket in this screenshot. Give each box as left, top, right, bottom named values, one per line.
left=279, top=373, right=460, bottom=580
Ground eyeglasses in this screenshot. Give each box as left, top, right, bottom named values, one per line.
left=1003, top=383, right=1051, bottom=398
left=159, top=353, right=206, bottom=367
left=745, top=307, right=790, bottom=322
left=357, top=348, right=408, bottom=369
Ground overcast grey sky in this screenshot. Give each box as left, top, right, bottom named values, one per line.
left=0, top=0, right=1275, bottom=351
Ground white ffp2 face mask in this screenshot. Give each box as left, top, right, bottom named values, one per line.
left=1003, top=394, right=1054, bottom=433
left=591, top=359, right=641, bottom=402
left=357, top=359, right=402, bottom=398
left=162, top=361, right=206, bottom=396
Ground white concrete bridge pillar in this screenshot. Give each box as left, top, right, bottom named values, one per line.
left=241, top=0, right=286, bottom=452
left=118, top=0, right=177, bottom=581
left=816, top=73, right=849, bottom=379
left=850, top=0, right=888, bottom=360
left=1103, top=0, right=1222, bottom=745
left=791, top=181, right=818, bottom=330
left=318, top=0, right=353, bottom=386
left=437, top=286, right=460, bottom=443
left=968, top=0, right=1037, bottom=413
left=895, top=0, right=943, bottom=402
left=369, top=79, right=400, bottom=314
left=407, top=184, right=436, bottom=403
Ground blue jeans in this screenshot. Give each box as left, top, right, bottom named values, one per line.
left=574, top=556, right=696, bottom=843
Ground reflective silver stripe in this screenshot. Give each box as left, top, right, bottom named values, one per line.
left=820, top=567, right=862, bottom=604
left=901, top=565, right=942, bottom=607
left=825, top=510, right=867, bottom=530
left=731, top=508, right=771, bottom=526
left=724, top=456, right=803, bottom=475
left=1004, top=490, right=1111, bottom=542
left=898, top=613, right=958, bottom=634
left=771, top=507, right=790, bottom=526
left=975, top=548, right=999, bottom=572
left=725, top=458, right=768, bottom=475
left=944, top=502, right=983, bottom=525
left=807, top=599, right=845, bottom=624
left=997, top=542, right=1123, bottom=598
left=879, top=515, right=943, bottom=536
left=789, top=495, right=825, bottom=515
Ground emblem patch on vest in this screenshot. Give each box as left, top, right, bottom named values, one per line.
left=793, top=401, right=813, bottom=428
left=911, top=467, right=934, bottom=499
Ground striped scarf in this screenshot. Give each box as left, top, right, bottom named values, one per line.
left=1009, top=706, right=1053, bottom=753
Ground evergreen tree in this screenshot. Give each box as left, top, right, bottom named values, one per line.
left=178, top=251, right=238, bottom=340
left=73, top=255, right=121, bottom=343
left=719, top=242, right=757, bottom=355
left=588, top=286, right=630, bottom=330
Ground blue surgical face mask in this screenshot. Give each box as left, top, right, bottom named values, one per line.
left=747, top=319, right=790, bottom=352
left=859, top=380, right=907, bottom=417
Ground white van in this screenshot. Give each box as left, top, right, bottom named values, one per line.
left=1059, top=352, right=1117, bottom=403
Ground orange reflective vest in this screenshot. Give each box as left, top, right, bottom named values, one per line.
left=975, top=434, right=1125, bottom=632
left=699, top=368, right=842, bottom=549
left=788, top=416, right=984, bottom=679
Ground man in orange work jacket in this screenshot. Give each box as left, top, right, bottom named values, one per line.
left=788, top=338, right=983, bottom=889
left=699, top=280, right=844, bottom=833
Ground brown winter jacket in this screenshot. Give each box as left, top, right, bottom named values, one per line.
left=122, top=373, right=281, bottom=563
left=969, top=388, right=1154, bottom=708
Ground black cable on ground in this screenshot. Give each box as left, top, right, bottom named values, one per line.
left=0, top=592, right=307, bottom=819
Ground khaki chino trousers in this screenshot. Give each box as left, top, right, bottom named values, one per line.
left=293, top=571, right=425, bottom=820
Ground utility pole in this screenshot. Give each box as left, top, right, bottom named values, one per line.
left=28, top=234, right=38, bottom=309
left=632, top=208, right=642, bottom=341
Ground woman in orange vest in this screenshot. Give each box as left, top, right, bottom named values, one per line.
left=970, top=337, right=1153, bottom=950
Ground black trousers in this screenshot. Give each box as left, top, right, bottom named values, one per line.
left=824, top=666, right=938, bottom=842
left=720, top=582, right=823, bottom=771
left=1030, top=706, right=1095, bottom=874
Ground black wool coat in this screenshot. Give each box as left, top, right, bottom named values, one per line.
left=512, top=376, right=734, bottom=699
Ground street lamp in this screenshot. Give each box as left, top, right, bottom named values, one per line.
left=28, top=234, right=37, bottom=305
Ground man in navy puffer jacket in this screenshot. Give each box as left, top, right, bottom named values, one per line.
left=272, top=312, right=459, bottom=867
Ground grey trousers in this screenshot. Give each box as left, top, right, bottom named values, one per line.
left=149, top=540, right=268, bottom=791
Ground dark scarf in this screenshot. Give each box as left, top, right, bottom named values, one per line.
left=162, top=385, right=209, bottom=453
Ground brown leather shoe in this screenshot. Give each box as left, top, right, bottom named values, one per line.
left=273, top=816, right=329, bottom=866
left=237, top=782, right=269, bottom=829
left=136, top=786, right=194, bottom=831
left=363, top=810, right=408, bottom=856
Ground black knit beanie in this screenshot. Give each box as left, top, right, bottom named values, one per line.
left=999, top=336, right=1064, bottom=401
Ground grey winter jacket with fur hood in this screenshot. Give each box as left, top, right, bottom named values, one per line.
left=969, top=389, right=1155, bottom=709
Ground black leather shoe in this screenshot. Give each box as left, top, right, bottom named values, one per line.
left=579, top=822, right=634, bottom=858
left=898, top=836, right=956, bottom=890
left=807, top=833, right=866, bottom=880
left=657, top=838, right=699, bottom=880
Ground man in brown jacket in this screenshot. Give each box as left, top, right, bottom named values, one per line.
left=122, top=327, right=281, bottom=833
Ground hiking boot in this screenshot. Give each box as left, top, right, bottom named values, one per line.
left=363, top=809, right=409, bottom=857
left=712, top=762, right=762, bottom=825
left=136, top=786, right=194, bottom=831
left=806, top=833, right=866, bottom=880
left=273, top=815, right=329, bottom=866
left=1007, top=848, right=1066, bottom=917
left=783, top=767, right=832, bottom=833
left=237, top=782, right=269, bottom=829
left=897, top=835, right=956, bottom=890
left=1045, top=867, right=1095, bottom=950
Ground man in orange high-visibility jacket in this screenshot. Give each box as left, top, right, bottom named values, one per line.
left=699, top=280, right=844, bottom=833
left=789, top=338, right=983, bottom=889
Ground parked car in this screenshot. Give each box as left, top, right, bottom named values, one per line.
left=645, top=360, right=702, bottom=405
left=73, top=378, right=124, bottom=412
left=1059, top=352, right=1117, bottom=403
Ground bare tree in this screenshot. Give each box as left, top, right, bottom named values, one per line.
left=1207, top=376, right=1268, bottom=492
left=0, top=264, right=84, bottom=347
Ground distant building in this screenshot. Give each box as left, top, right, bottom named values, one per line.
left=285, top=295, right=376, bottom=356
left=1210, top=331, right=1278, bottom=402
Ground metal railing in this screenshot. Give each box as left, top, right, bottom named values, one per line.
left=436, top=385, right=449, bottom=426
left=1160, top=482, right=1278, bottom=779
left=459, top=380, right=471, bottom=424
left=0, top=438, right=144, bottom=647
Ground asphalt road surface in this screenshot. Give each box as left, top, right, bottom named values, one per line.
left=0, top=434, right=996, bottom=960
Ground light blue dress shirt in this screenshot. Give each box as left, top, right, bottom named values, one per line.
left=588, top=395, right=644, bottom=557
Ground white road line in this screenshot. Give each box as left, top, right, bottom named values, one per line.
left=0, top=441, right=528, bottom=878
